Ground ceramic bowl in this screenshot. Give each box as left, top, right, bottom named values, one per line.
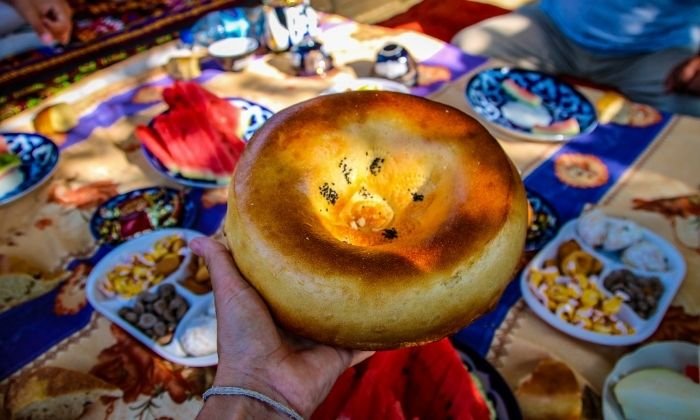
left=208, top=37, right=259, bottom=71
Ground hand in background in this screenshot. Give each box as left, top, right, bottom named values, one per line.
left=11, top=0, right=73, bottom=45
left=666, top=55, right=700, bottom=96
left=190, top=237, right=374, bottom=418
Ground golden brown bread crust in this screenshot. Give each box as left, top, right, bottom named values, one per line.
left=225, top=91, right=527, bottom=349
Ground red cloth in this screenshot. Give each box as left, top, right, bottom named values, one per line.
left=312, top=338, right=491, bottom=420
left=377, top=0, right=509, bottom=42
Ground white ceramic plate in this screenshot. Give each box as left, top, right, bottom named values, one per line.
left=520, top=218, right=686, bottom=346
left=322, top=77, right=411, bottom=95
left=86, top=228, right=218, bottom=367
left=602, top=341, right=699, bottom=419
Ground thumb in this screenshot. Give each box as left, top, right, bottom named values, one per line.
left=680, top=56, right=700, bottom=83
left=189, top=236, right=255, bottom=303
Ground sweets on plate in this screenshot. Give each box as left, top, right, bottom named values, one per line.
left=529, top=240, right=634, bottom=335
left=603, top=269, right=663, bottom=319
left=179, top=307, right=217, bottom=357
left=118, top=283, right=189, bottom=345
left=576, top=209, right=668, bottom=271
left=180, top=255, right=211, bottom=294
left=100, top=234, right=186, bottom=298
left=622, top=240, right=668, bottom=272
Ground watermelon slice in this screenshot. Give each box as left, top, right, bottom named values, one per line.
left=136, top=126, right=178, bottom=171
left=136, top=81, right=246, bottom=183
left=0, top=135, right=9, bottom=154
left=0, top=153, right=21, bottom=179
left=312, top=339, right=493, bottom=420
left=502, top=78, right=542, bottom=107
left=0, top=136, right=21, bottom=180
left=532, top=117, right=581, bottom=136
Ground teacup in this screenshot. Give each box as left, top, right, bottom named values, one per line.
left=208, top=37, right=259, bottom=71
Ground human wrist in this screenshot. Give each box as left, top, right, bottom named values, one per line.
left=212, top=365, right=303, bottom=415
left=198, top=391, right=291, bottom=420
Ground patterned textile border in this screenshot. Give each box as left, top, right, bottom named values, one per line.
left=0, top=0, right=240, bottom=85
left=453, top=114, right=675, bottom=356
left=0, top=0, right=243, bottom=120
left=0, top=34, right=177, bottom=121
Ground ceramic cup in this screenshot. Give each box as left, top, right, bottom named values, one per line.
left=290, top=37, right=333, bottom=76
left=207, top=37, right=259, bottom=71
left=372, top=43, right=418, bottom=87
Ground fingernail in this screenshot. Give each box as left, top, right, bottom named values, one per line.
left=40, top=33, right=54, bottom=45
left=189, top=237, right=205, bottom=254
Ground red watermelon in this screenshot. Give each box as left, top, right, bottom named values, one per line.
left=135, top=81, right=246, bottom=183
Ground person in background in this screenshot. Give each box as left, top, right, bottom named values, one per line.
left=190, top=237, right=374, bottom=419
left=452, top=0, right=700, bottom=116
left=0, top=0, right=73, bottom=58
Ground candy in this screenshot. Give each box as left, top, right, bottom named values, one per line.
left=101, top=235, right=186, bottom=298
left=528, top=243, right=634, bottom=335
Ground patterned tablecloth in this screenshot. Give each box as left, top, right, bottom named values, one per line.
left=1, top=13, right=698, bottom=418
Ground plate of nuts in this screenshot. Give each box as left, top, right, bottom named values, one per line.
left=520, top=212, right=686, bottom=346
left=86, top=228, right=218, bottom=366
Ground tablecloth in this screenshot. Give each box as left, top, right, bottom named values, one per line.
left=1, top=13, right=698, bottom=418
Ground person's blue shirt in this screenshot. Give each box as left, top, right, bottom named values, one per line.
left=540, top=0, right=700, bottom=55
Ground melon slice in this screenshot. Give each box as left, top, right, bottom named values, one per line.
left=502, top=78, right=542, bottom=107
left=0, top=135, right=20, bottom=179
left=136, top=126, right=179, bottom=172
left=0, top=153, right=21, bottom=179
left=614, top=368, right=700, bottom=420
left=0, top=135, right=9, bottom=154
left=532, top=117, right=581, bottom=136
left=138, top=81, right=246, bottom=183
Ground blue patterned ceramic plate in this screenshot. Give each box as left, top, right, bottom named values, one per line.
left=90, top=186, right=198, bottom=245
left=0, top=133, right=59, bottom=206
left=525, top=189, right=560, bottom=252
left=142, top=98, right=274, bottom=189
left=466, top=68, right=597, bottom=142
left=451, top=339, right=522, bottom=420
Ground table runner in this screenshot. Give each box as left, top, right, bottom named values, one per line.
left=1, top=14, right=698, bottom=417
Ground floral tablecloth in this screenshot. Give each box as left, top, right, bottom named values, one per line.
left=0, top=13, right=698, bottom=418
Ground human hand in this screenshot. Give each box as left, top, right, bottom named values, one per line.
left=190, top=237, right=374, bottom=418
left=666, top=55, right=700, bottom=96
left=11, top=0, right=73, bottom=45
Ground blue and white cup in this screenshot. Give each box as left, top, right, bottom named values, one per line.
left=372, top=43, right=418, bottom=87
left=290, top=36, right=333, bottom=76
left=263, top=0, right=320, bottom=52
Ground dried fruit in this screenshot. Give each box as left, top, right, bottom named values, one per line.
left=101, top=235, right=185, bottom=298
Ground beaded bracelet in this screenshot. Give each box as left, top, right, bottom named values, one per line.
left=203, top=386, right=304, bottom=420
